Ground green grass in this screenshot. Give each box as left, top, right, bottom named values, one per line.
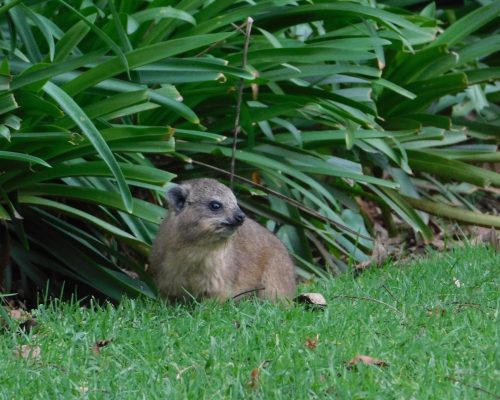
left=1, top=246, right=499, bottom=399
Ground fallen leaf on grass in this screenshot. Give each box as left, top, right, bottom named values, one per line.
left=430, top=238, right=445, bottom=250
left=92, top=339, right=113, bottom=355
left=8, top=309, right=25, bottom=320
left=7, top=309, right=38, bottom=332
left=346, top=355, right=389, bottom=369
left=305, top=334, right=319, bottom=349
left=248, top=368, right=259, bottom=389
left=13, top=344, right=41, bottom=360
left=247, top=360, right=271, bottom=389
left=295, top=293, right=327, bottom=309
left=426, top=307, right=446, bottom=317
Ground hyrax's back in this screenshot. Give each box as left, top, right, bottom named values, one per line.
left=149, top=178, right=296, bottom=301
left=229, top=219, right=296, bottom=299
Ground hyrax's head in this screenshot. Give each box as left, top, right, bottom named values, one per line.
left=166, top=178, right=246, bottom=243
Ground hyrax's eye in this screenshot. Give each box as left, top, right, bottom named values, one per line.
left=208, top=201, right=223, bottom=211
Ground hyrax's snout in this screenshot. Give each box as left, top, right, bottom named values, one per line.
left=225, top=208, right=246, bottom=228
left=232, top=209, right=246, bottom=226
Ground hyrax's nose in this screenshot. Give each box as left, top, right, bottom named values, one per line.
left=234, top=211, right=246, bottom=226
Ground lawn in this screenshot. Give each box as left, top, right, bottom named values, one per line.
left=1, top=246, right=498, bottom=399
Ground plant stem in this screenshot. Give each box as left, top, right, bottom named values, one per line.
left=230, top=17, right=253, bottom=189
left=403, top=195, right=500, bottom=228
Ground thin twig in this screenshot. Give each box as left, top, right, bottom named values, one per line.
left=233, top=287, right=265, bottom=300
left=195, top=39, right=227, bottom=58
left=381, top=284, right=399, bottom=304
left=191, top=159, right=372, bottom=240
left=445, top=376, right=500, bottom=399
left=333, top=295, right=402, bottom=315
left=196, top=21, right=248, bottom=58
left=230, top=22, right=247, bottom=35
left=449, top=302, right=481, bottom=308
left=230, top=17, right=253, bottom=189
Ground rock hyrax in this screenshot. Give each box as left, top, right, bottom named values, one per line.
left=149, top=178, right=296, bottom=301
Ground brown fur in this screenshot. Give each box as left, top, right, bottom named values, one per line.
left=149, top=178, right=296, bottom=301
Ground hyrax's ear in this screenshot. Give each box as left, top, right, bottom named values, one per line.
left=167, top=185, right=188, bottom=213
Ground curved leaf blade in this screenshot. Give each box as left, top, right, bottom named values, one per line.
left=0, top=151, right=51, bottom=168
left=43, top=81, right=133, bottom=212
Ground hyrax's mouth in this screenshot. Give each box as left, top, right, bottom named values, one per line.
left=217, top=212, right=246, bottom=234
left=213, top=226, right=236, bottom=239
left=218, top=221, right=240, bottom=234
left=221, top=222, right=237, bottom=228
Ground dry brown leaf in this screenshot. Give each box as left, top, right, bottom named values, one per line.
left=305, top=334, right=319, bottom=349
left=14, top=344, right=41, bottom=360
left=8, top=308, right=32, bottom=321
left=372, top=241, right=389, bottom=265
left=247, top=368, right=259, bottom=389
left=6, top=308, right=37, bottom=332
left=470, top=227, right=500, bottom=250
left=92, top=339, right=113, bottom=355
left=295, top=293, right=327, bottom=309
left=356, top=239, right=389, bottom=270
left=426, top=307, right=446, bottom=317
left=430, top=238, right=445, bottom=250
left=355, top=198, right=378, bottom=225
left=8, top=309, right=24, bottom=320
left=251, top=171, right=261, bottom=185
left=346, top=355, right=388, bottom=369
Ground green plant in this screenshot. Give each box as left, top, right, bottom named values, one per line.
left=0, top=1, right=499, bottom=299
